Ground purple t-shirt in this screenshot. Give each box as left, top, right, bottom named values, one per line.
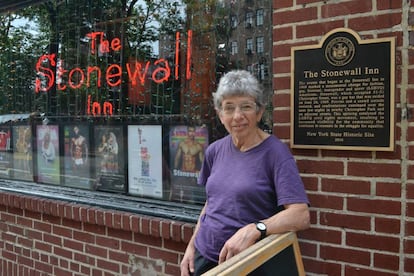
left=194, top=134, right=309, bottom=262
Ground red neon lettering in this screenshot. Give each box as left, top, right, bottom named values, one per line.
left=86, top=32, right=122, bottom=55
left=92, top=102, right=101, bottom=116
left=186, top=30, right=192, bottom=80
left=103, top=102, right=113, bottom=115
left=126, top=61, right=150, bottom=86
left=35, top=54, right=56, bottom=93
left=106, top=64, right=122, bottom=87
left=86, top=32, right=104, bottom=55
left=87, top=95, right=91, bottom=114
left=99, top=39, right=110, bottom=54
left=152, top=59, right=170, bottom=84
left=111, top=38, right=121, bottom=51
left=87, top=95, right=113, bottom=116
left=68, top=67, right=85, bottom=89
left=175, top=32, right=180, bottom=80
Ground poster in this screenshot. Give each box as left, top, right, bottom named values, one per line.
left=128, top=125, right=163, bottom=198
left=12, top=125, right=33, bottom=181
left=36, top=125, right=60, bottom=185
left=63, top=125, right=91, bottom=189
left=169, top=125, right=208, bottom=203
left=0, top=126, right=12, bottom=178
left=94, top=125, right=125, bottom=192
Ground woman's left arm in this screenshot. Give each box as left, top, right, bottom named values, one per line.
left=218, top=203, right=310, bottom=264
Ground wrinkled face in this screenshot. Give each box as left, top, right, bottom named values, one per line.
left=218, top=96, right=263, bottom=139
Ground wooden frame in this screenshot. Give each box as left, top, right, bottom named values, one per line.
left=202, top=231, right=305, bottom=276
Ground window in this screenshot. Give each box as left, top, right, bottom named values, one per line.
left=246, top=38, right=253, bottom=54
left=256, top=36, right=264, bottom=54
left=256, top=9, right=264, bottom=26
left=245, top=11, right=254, bottom=28
left=231, top=14, right=238, bottom=29
left=231, top=41, right=238, bottom=55
left=0, top=0, right=273, bottom=209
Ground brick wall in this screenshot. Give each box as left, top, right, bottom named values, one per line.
left=0, top=192, right=194, bottom=275
left=273, top=0, right=414, bottom=275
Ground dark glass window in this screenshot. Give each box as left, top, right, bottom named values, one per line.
left=0, top=0, right=273, bottom=207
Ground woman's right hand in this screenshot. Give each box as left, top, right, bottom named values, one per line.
left=180, top=243, right=195, bottom=276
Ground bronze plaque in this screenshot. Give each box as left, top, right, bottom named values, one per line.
left=291, top=28, right=395, bottom=151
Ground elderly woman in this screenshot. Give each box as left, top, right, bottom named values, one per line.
left=180, top=70, right=310, bottom=276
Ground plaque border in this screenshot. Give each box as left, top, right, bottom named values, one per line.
left=290, top=28, right=395, bottom=151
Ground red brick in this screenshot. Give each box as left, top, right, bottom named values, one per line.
left=273, top=109, right=290, bottom=123
left=273, top=59, right=290, bottom=74
left=406, top=256, right=414, bottom=273
left=376, top=182, right=402, bottom=197
left=96, top=259, right=120, bottom=274
left=74, top=230, right=95, bottom=244
left=348, top=162, right=401, bottom=178
left=84, top=223, right=105, bottom=235
left=321, top=178, right=370, bottom=195
left=377, top=0, right=402, bottom=9
left=273, top=93, right=290, bottom=108
left=297, top=159, right=344, bottom=175
left=149, top=247, right=179, bottom=263
left=322, top=0, right=372, bottom=17
left=347, top=197, right=401, bottom=215
left=404, top=239, right=414, bottom=254
left=120, top=240, right=146, bottom=256
left=346, top=232, right=400, bottom=252
left=320, top=212, right=370, bottom=231
left=407, top=221, right=414, bottom=235
left=297, top=20, right=344, bottom=38
left=375, top=217, right=400, bottom=234
left=320, top=245, right=370, bottom=265
left=53, top=225, right=73, bottom=238
left=408, top=202, right=414, bottom=217
left=150, top=218, right=161, bottom=238
left=96, top=236, right=120, bottom=250
left=349, top=13, right=401, bottom=31
left=85, top=244, right=107, bottom=258
left=307, top=194, right=344, bottom=210
left=64, top=239, right=83, bottom=252
left=273, top=26, right=293, bottom=41
left=113, top=212, right=122, bottom=229
left=54, top=246, right=72, bottom=259
left=273, top=0, right=293, bottom=9
left=273, top=76, right=290, bottom=90
left=274, top=7, right=317, bottom=25
left=121, top=213, right=131, bottom=231
left=273, top=124, right=290, bottom=139
left=299, top=227, right=342, bottom=244
left=345, top=265, right=399, bottom=276
left=303, top=258, right=341, bottom=276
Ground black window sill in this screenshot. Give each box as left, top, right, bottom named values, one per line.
left=0, top=179, right=201, bottom=223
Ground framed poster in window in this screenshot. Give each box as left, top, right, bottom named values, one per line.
left=169, top=125, right=208, bottom=203
left=63, top=124, right=92, bottom=189
left=127, top=125, right=163, bottom=199
left=12, top=125, right=33, bottom=181
left=36, top=125, right=61, bottom=185
left=93, top=125, right=126, bottom=192
left=0, top=125, right=12, bottom=178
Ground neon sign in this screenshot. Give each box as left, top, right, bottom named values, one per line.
left=35, top=31, right=193, bottom=115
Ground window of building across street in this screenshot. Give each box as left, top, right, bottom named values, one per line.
left=0, top=0, right=273, bottom=210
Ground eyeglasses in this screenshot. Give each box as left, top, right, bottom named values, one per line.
left=221, top=102, right=257, bottom=116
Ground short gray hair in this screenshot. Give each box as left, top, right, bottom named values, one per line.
left=213, top=70, right=265, bottom=110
